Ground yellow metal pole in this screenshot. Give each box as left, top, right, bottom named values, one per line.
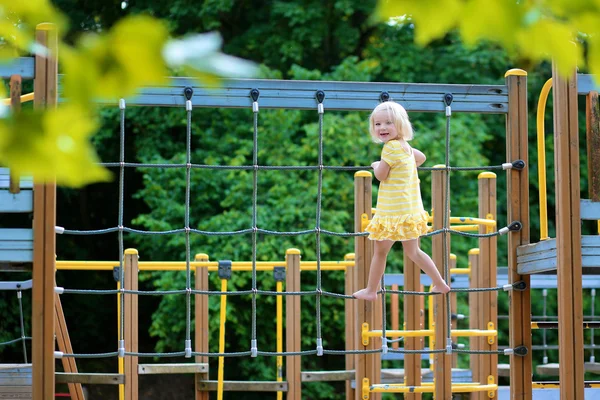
left=118, top=280, right=124, bottom=400
left=276, top=281, right=283, bottom=400
left=537, top=78, right=553, bottom=240
left=217, top=279, right=228, bottom=400
left=2, top=92, right=34, bottom=105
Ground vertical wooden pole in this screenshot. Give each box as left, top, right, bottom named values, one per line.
left=552, top=65, right=584, bottom=400
left=54, top=295, right=85, bottom=399
left=124, top=249, right=139, bottom=400
left=32, top=22, right=58, bottom=400
left=505, top=69, right=531, bottom=400
left=8, top=75, right=22, bottom=194
left=478, top=172, right=498, bottom=398
left=468, top=248, right=480, bottom=398
left=404, top=252, right=422, bottom=400
left=354, top=171, right=378, bottom=400
left=195, top=253, right=210, bottom=400
left=586, top=91, right=600, bottom=202
left=390, top=284, right=399, bottom=349
left=345, top=253, right=356, bottom=400
left=286, top=248, right=301, bottom=400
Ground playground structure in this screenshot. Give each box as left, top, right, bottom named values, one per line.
left=1, top=24, right=600, bottom=400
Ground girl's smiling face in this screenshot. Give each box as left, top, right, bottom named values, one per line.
left=372, top=110, right=399, bottom=143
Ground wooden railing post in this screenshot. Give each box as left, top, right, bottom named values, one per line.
left=344, top=252, right=356, bottom=400
left=553, top=65, right=584, bottom=400
left=286, top=248, right=301, bottom=400
left=124, top=249, right=139, bottom=400
left=195, top=253, right=210, bottom=400
left=32, top=22, right=58, bottom=400
left=404, top=247, right=423, bottom=400
left=505, top=69, right=531, bottom=400
left=431, top=165, right=451, bottom=399
left=468, top=247, right=480, bottom=394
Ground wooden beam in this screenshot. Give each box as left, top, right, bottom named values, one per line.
left=286, top=248, right=301, bottom=400
left=32, top=23, right=58, bottom=400
left=404, top=248, right=422, bottom=400
left=124, top=249, right=139, bottom=400
left=505, top=69, right=532, bottom=400
left=55, top=295, right=85, bottom=399
left=586, top=91, right=600, bottom=202
left=431, top=165, right=451, bottom=399
left=139, top=363, right=208, bottom=374
left=344, top=253, right=356, bottom=400
left=197, top=380, right=288, bottom=392
left=552, top=64, right=584, bottom=400
left=469, top=248, right=481, bottom=383
left=55, top=373, right=125, bottom=385
left=8, top=75, right=21, bottom=194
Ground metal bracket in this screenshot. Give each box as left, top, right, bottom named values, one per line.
left=218, top=260, right=232, bottom=280
left=113, top=267, right=121, bottom=282
left=273, top=266, right=285, bottom=282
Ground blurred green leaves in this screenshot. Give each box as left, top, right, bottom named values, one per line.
left=376, top=0, right=600, bottom=78
left=0, top=2, right=256, bottom=187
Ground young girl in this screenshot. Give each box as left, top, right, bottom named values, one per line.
left=353, top=101, right=451, bottom=302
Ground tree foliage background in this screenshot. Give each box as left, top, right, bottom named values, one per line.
left=1, top=1, right=597, bottom=399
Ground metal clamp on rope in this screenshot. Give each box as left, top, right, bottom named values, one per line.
left=380, top=91, right=390, bottom=102
left=316, top=90, right=325, bottom=114
left=54, top=351, right=64, bottom=359
left=512, top=281, right=528, bottom=291
left=503, top=160, right=526, bottom=170
left=513, top=345, right=528, bottom=356
left=250, top=88, right=260, bottom=113
left=502, top=284, right=514, bottom=291
left=451, top=313, right=465, bottom=320
left=119, top=98, right=126, bottom=110
left=446, top=338, right=453, bottom=354
left=503, top=348, right=514, bottom=355
left=218, top=260, right=232, bottom=280
left=499, top=221, right=522, bottom=235
left=54, top=286, right=64, bottom=294
left=184, top=87, right=193, bottom=111
left=444, top=93, right=453, bottom=117
left=251, top=339, right=258, bottom=357
left=55, top=226, right=65, bottom=234
left=185, top=340, right=192, bottom=358
left=273, top=266, right=285, bottom=282
left=118, top=340, right=125, bottom=358
left=381, top=342, right=388, bottom=354
left=316, top=338, right=323, bottom=356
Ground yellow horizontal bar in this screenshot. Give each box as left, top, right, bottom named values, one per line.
left=56, top=260, right=353, bottom=272
left=370, top=383, right=497, bottom=394
left=366, top=329, right=497, bottom=339
left=426, top=215, right=496, bottom=227
left=2, top=92, right=34, bottom=105
left=450, top=268, right=470, bottom=275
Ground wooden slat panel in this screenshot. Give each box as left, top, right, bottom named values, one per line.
left=196, top=380, right=288, bottom=392
left=138, top=363, right=208, bottom=374
left=581, top=200, right=600, bottom=220
left=0, top=191, right=33, bottom=213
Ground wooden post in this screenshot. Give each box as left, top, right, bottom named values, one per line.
left=586, top=91, right=600, bottom=202
left=477, top=172, right=498, bottom=398
left=404, top=251, right=422, bottom=400
left=354, top=171, right=379, bottom=400
left=286, top=248, right=301, bottom=400
left=344, top=252, right=356, bottom=400
left=505, top=69, right=531, bottom=400
left=54, top=295, right=85, bottom=400
left=32, top=22, right=58, bottom=400
left=390, top=284, right=399, bottom=349
left=195, top=253, right=210, bottom=400
left=8, top=75, right=21, bottom=194
left=468, top=248, right=480, bottom=397
left=124, top=249, right=139, bottom=400
left=431, top=165, right=451, bottom=399
left=552, top=65, right=584, bottom=400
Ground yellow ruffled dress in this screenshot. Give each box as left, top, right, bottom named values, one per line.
left=366, top=140, right=429, bottom=241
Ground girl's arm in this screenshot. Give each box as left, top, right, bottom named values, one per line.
left=413, top=148, right=426, bottom=167
left=371, top=160, right=391, bottom=181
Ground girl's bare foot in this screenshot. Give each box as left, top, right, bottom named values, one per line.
left=353, top=288, right=378, bottom=301
left=431, top=283, right=451, bottom=294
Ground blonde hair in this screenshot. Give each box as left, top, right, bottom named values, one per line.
left=369, top=101, right=413, bottom=143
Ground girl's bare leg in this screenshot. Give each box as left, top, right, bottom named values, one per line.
left=353, top=240, right=395, bottom=301
left=402, top=239, right=450, bottom=294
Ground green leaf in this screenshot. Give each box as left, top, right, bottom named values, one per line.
left=0, top=106, right=111, bottom=186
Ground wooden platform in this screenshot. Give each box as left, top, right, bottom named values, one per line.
left=536, top=362, right=600, bottom=376
left=517, top=236, right=600, bottom=274
left=0, top=364, right=32, bottom=400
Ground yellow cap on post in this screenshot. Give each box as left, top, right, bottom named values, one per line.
left=478, top=172, right=497, bottom=179
left=468, top=248, right=480, bottom=255
left=505, top=69, right=527, bottom=77
left=354, top=171, right=372, bottom=178
left=286, top=248, right=301, bottom=255
left=124, top=248, right=138, bottom=255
